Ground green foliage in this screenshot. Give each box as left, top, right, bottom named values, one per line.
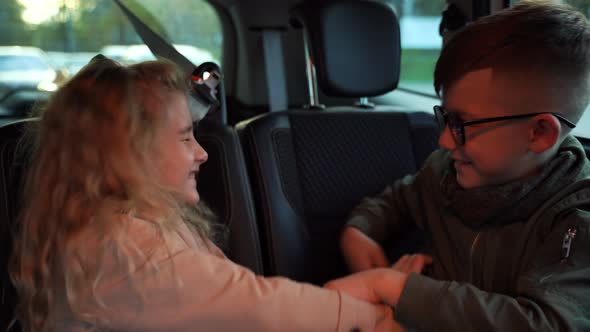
left=564, top=0, right=590, bottom=17
left=70, top=0, right=170, bottom=52
left=137, top=1, right=222, bottom=60
left=400, top=48, right=439, bottom=83
left=1, top=0, right=222, bottom=57
left=0, top=0, right=31, bottom=45
left=391, top=0, right=446, bottom=17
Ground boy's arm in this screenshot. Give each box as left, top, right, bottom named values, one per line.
left=341, top=150, right=445, bottom=272
left=341, top=174, right=427, bottom=272
left=345, top=175, right=418, bottom=244
left=345, top=149, right=447, bottom=244
left=392, top=215, right=590, bottom=332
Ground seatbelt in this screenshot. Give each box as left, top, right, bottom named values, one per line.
left=261, top=29, right=288, bottom=112
left=112, top=0, right=224, bottom=123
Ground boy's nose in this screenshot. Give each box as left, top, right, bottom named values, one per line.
left=438, top=125, right=456, bottom=151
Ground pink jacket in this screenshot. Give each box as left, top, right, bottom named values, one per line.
left=52, top=216, right=377, bottom=331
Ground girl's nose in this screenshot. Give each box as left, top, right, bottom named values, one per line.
left=195, top=141, right=208, bottom=164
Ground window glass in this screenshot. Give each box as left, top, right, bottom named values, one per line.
left=0, top=54, right=51, bottom=71
left=563, top=1, right=590, bottom=138
left=0, top=0, right=222, bottom=120
left=390, top=0, right=446, bottom=96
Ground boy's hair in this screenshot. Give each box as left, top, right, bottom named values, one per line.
left=11, top=58, right=211, bottom=331
left=435, top=1, right=590, bottom=122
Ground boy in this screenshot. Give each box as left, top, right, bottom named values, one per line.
left=336, top=1, right=590, bottom=331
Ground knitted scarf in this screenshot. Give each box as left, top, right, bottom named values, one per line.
left=441, top=135, right=590, bottom=228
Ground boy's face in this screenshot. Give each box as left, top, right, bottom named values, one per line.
left=439, top=69, right=541, bottom=189
left=153, top=91, right=208, bottom=204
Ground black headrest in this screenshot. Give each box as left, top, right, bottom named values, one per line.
left=293, top=0, right=401, bottom=97
left=1, top=119, right=35, bottom=332
left=0, top=119, right=34, bottom=218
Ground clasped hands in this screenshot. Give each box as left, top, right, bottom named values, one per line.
left=325, top=227, right=433, bottom=332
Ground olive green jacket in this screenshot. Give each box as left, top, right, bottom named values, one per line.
left=347, top=136, right=590, bottom=331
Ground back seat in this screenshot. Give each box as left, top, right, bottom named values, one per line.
left=195, top=118, right=264, bottom=273
left=236, top=0, right=440, bottom=285
left=0, top=119, right=31, bottom=332
left=238, top=111, right=438, bottom=284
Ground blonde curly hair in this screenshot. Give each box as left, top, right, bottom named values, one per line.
left=11, top=57, right=211, bottom=331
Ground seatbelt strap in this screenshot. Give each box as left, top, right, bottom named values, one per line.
left=113, top=0, right=195, bottom=74
left=261, top=30, right=288, bottom=112
left=112, top=0, right=223, bottom=122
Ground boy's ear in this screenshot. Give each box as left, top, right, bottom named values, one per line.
left=528, top=114, right=561, bottom=153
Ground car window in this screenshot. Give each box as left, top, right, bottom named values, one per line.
left=390, top=0, right=446, bottom=96
left=135, top=1, right=222, bottom=65
left=0, top=54, right=50, bottom=71
left=1, top=0, right=222, bottom=120
left=577, top=104, right=590, bottom=138
left=563, top=0, right=590, bottom=138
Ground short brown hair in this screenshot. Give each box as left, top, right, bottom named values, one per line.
left=434, top=1, right=590, bottom=122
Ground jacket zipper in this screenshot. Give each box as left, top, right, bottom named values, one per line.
left=469, top=232, right=481, bottom=282
left=561, top=227, right=577, bottom=261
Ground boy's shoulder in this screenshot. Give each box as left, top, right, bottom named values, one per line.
left=537, top=135, right=590, bottom=220
left=539, top=178, right=590, bottom=219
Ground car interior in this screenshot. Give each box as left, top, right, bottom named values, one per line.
left=1, top=0, right=590, bottom=330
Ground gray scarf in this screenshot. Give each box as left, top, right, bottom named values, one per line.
left=441, top=135, right=590, bottom=228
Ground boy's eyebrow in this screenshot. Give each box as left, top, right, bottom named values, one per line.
left=442, top=106, right=469, bottom=117
left=442, top=105, right=465, bottom=115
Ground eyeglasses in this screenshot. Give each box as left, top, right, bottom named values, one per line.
left=433, top=105, right=576, bottom=146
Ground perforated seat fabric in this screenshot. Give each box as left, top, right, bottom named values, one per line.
left=237, top=111, right=439, bottom=284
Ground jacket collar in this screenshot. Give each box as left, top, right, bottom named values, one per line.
left=440, top=135, right=590, bottom=229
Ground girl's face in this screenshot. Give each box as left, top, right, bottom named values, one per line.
left=153, top=91, right=208, bottom=204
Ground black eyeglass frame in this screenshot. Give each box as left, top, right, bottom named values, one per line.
left=433, top=105, right=576, bottom=146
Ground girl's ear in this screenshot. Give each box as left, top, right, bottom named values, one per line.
left=528, top=114, right=561, bottom=153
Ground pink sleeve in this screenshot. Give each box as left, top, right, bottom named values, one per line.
left=75, top=221, right=377, bottom=332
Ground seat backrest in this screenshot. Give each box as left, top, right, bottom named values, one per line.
left=236, top=0, right=440, bottom=285
left=0, top=119, right=32, bottom=332
left=237, top=111, right=438, bottom=284
left=195, top=119, right=264, bottom=274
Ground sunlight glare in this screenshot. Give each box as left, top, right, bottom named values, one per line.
left=18, top=0, right=81, bottom=25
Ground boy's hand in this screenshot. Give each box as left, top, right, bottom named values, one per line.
left=391, top=254, right=433, bottom=274
left=341, top=226, right=390, bottom=272
left=324, top=268, right=408, bottom=309
left=374, top=304, right=406, bottom=332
